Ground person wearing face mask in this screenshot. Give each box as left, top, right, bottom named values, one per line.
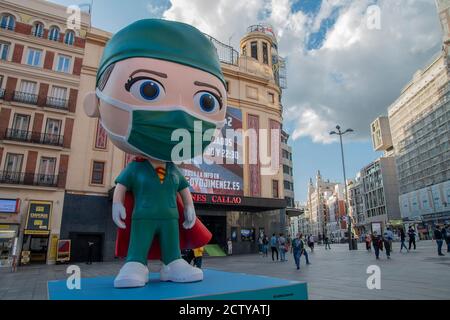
left=84, top=19, right=228, bottom=289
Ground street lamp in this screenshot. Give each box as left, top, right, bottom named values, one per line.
left=330, top=125, right=354, bottom=250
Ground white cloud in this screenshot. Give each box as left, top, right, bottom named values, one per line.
left=147, top=2, right=167, bottom=18
left=159, top=0, right=442, bottom=143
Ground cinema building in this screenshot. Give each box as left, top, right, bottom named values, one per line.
left=0, top=0, right=89, bottom=266
left=54, top=21, right=290, bottom=261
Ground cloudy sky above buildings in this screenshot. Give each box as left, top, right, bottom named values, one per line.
left=51, top=0, right=443, bottom=202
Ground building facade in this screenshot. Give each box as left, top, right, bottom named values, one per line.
left=360, top=157, right=401, bottom=233
left=0, top=0, right=89, bottom=266
left=306, top=171, right=339, bottom=239
left=59, top=23, right=288, bottom=260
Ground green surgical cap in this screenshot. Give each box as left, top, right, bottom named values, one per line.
left=96, top=19, right=225, bottom=87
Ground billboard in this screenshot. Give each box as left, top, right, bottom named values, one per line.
left=24, top=201, right=52, bottom=235
left=180, top=106, right=243, bottom=195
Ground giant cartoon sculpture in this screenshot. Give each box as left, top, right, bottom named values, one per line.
left=83, top=19, right=227, bottom=288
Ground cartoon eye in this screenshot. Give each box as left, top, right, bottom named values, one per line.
left=129, top=78, right=165, bottom=102
left=194, top=91, right=221, bottom=113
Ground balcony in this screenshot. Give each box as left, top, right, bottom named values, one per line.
left=46, top=96, right=68, bottom=110
left=4, top=129, right=64, bottom=147
left=0, top=171, right=59, bottom=187
left=12, top=91, right=38, bottom=105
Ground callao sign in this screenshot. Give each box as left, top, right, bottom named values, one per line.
left=192, top=193, right=242, bottom=205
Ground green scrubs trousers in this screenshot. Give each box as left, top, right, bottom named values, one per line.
left=126, top=219, right=180, bottom=265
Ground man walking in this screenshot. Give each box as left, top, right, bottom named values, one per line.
left=372, top=231, right=383, bottom=260
left=399, top=228, right=408, bottom=252
left=270, top=233, right=279, bottom=261
left=279, top=233, right=287, bottom=262
left=324, top=235, right=331, bottom=250
left=300, top=234, right=310, bottom=265
left=434, top=226, right=445, bottom=256
left=408, top=226, right=416, bottom=250
left=441, top=225, right=450, bottom=253
left=262, top=235, right=269, bottom=257
left=307, top=234, right=315, bottom=252
left=292, top=233, right=304, bottom=270
left=383, top=227, right=394, bottom=256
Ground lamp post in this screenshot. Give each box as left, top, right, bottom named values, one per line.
left=330, top=125, right=354, bottom=250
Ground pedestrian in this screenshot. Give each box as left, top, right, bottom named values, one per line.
left=365, top=233, right=372, bottom=251
left=307, top=234, right=315, bottom=252
left=408, top=226, right=416, bottom=250
left=399, top=228, right=409, bottom=252
left=372, top=231, right=383, bottom=260
left=227, top=238, right=233, bottom=256
left=258, top=235, right=264, bottom=255
left=382, top=233, right=391, bottom=259
left=292, top=233, right=310, bottom=270
left=86, top=241, right=94, bottom=265
left=300, top=234, right=310, bottom=265
left=279, top=233, right=287, bottom=262
left=383, top=227, right=394, bottom=256
left=193, top=247, right=204, bottom=268
left=286, top=234, right=292, bottom=254
left=262, top=235, right=269, bottom=257
left=442, top=225, right=450, bottom=253
left=434, top=226, right=445, bottom=256
left=270, top=233, right=279, bottom=261
left=324, top=235, right=331, bottom=250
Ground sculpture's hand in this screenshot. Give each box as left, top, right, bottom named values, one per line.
left=183, top=205, right=196, bottom=230
left=112, top=202, right=127, bottom=229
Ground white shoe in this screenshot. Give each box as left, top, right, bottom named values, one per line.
left=160, top=259, right=203, bottom=283
left=114, top=262, right=149, bottom=288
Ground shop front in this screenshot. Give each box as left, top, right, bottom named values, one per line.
left=0, top=198, right=21, bottom=267
left=192, top=193, right=286, bottom=255
left=20, top=201, right=52, bottom=265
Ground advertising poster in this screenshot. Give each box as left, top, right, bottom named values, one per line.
left=180, top=106, right=243, bottom=195
left=371, top=222, right=382, bottom=235
left=24, top=201, right=52, bottom=235
left=56, top=240, right=71, bottom=263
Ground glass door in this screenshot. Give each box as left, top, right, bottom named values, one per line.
left=44, top=118, right=62, bottom=145
left=3, top=153, right=23, bottom=183
left=11, top=114, right=30, bottom=141
left=37, top=157, right=56, bottom=186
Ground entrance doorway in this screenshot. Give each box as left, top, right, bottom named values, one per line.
left=21, top=234, right=49, bottom=264
left=197, top=215, right=227, bottom=248
left=69, top=232, right=103, bottom=263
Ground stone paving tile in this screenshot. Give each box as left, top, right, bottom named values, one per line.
left=0, top=240, right=449, bottom=300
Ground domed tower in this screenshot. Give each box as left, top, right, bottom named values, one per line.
left=239, top=24, right=287, bottom=90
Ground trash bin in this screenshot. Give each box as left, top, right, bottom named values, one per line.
left=352, top=239, right=358, bottom=250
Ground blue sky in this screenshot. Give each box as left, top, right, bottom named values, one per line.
left=49, top=0, right=440, bottom=203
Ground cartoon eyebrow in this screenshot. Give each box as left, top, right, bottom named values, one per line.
left=129, top=69, right=168, bottom=79
left=194, top=81, right=223, bottom=98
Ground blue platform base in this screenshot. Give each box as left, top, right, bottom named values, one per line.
left=48, top=269, right=308, bottom=300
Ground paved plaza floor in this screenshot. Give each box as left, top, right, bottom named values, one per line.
left=1, top=240, right=449, bottom=300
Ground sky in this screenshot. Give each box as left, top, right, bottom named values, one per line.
left=49, top=0, right=443, bottom=202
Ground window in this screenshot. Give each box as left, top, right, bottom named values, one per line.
left=48, top=86, right=67, bottom=108
left=250, top=41, right=258, bottom=60
left=26, top=48, right=42, bottom=67
left=19, top=80, right=37, bottom=94
left=37, top=157, right=56, bottom=185
left=44, top=118, right=62, bottom=145
left=56, top=55, right=71, bottom=73
left=225, top=81, right=230, bottom=93
left=91, top=161, right=105, bottom=185
left=0, top=14, right=15, bottom=31
left=0, top=42, right=10, bottom=60
left=242, top=45, right=247, bottom=56
left=262, top=42, right=269, bottom=64
left=32, top=22, right=44, bottom=37
left=95, top=120, right=108, bottom=149
left=268, top=92, right=275, bottom=103
left=64, top=30, right=75, bottom=45
left=48, top=26, right=60, bottom=41
left=272, top=180, right=279, bottom=198
left=10, top=114, right=30, bottom=141
left=4, top=153, right=23, bottom=172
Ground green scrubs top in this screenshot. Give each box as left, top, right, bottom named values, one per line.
left=115, top=161, right=189, bottom=220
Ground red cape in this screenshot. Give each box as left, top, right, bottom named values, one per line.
left=115, top=159, right=212, bottom=260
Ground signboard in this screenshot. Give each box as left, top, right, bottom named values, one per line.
left=371, top=222, right=382, bottom=235
left=0, top=199, right=20, bottom=213
left=180, top=106, right=243, bottom=195
left=56, top=240, right=71, bottom=263
left=24, top=201, right=52, bottom=235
